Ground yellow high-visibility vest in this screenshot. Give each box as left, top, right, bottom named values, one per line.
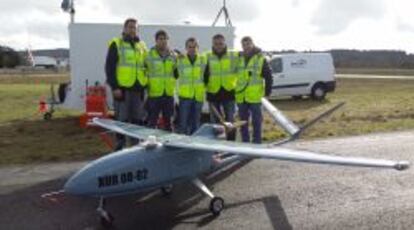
left=145, top=48, right=177, bottom=97
left=236, top=53, right=265, bottom=103
left=177, top=54, right=207, bottom=102
left=206, top=50, right=239, bottom=94
left=110, top=37, right=147, bottom=87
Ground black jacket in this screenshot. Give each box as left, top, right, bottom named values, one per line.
left=105, top=34, right=144, bottom=91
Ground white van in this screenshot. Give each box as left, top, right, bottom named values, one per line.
left=269, top=53, right=336, bottom=100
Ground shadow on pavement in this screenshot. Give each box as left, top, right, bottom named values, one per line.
left=0, top=160, right=291, bottom=230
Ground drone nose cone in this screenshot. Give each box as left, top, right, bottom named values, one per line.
left=64, top=175, right=82, bottom=195
left=394, top=161, right=410, bottom=171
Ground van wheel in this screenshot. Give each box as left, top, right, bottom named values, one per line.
left=292, top=95, right=303, bottom=100
left=311, top=83, right=326, bottom=101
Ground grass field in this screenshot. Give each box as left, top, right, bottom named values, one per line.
left=0, top=75, right=108, bottom=165
left=262, top=78, right=414, bottom=140
left=0, top=74, right=414, bottom=165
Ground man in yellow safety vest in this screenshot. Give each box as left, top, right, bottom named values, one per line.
left=236, top=36, right=273, bottom=144
left=105, top=18, right=147, bottom=150
left=176, top=37, right=207, bottom=134
left=204, top=34, right=239, bottom=140
left=145, top=30, right=177, bottom=131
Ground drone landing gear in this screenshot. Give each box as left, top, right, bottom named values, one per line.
left=192, top=178, right=224, bottom=216
left=97, top=197, right=114, bottom=228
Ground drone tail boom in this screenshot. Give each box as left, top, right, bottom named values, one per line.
left=262, top=98, right=345, bottom=144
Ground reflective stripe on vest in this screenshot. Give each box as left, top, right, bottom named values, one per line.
left=110, top=38, right=147, bottom=87
left=177, top=54, right=206, bottom=102
left=146, top=48, right=176, bottom=97
left=236, top=53, right=265, bottom=103
left=206, top=51, right=239, bottom=94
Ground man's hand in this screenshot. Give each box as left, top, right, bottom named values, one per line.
left=112, top=89, right=123, bottom=100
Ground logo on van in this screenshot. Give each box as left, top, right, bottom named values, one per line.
left=291, top=59, right=307, bottom=68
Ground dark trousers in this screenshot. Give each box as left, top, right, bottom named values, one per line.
left=147, top=96, right=174, bottom=131
left=209, top=100, right=236, bottom=141
left=113, top=90, right=145, bottom=150
left=238, top=102, right=263, bottom=144
left=178, top=98, right=203, bottom=135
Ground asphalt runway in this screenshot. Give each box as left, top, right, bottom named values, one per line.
left=1, top=131, right=414, bottom=230
left=335, top=74, right=414, bottom=80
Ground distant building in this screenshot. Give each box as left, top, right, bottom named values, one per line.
left=19, top=48, right=70, bottom=69
left=33, top=56, right=58, bottom=69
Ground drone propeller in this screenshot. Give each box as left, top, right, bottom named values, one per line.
left=210, top=103, right=226, bottom=124
left=209, top=104, right=247, bottom=134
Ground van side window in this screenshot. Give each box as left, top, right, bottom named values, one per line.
left=270, top=58, right=283, bottom=73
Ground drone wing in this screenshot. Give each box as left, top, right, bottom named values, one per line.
left=93, top=118, right=409, bottom=171
left=93, top=118, right=172, bottom=140
left=164, top=136, right=409, bottom=171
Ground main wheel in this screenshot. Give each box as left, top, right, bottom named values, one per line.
left=209, top=197, right=224, bottom=216
left=311, top=83, right=326, bottom=101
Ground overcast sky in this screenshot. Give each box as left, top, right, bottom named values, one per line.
left=1, top=0, right=414, bottom=53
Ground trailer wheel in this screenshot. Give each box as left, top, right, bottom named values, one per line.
left=311, top=83, right=326, bottom=101
left=43, top=112, right=52, bottom=120
left=58, top=83, right=69, bottom=103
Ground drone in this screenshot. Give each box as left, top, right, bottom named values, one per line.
left=54, top=99, right=409, bottom=227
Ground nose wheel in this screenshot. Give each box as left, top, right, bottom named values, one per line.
left=97, top=197, right=114, bottom=228
left=98, top=210, right=114, bottom=228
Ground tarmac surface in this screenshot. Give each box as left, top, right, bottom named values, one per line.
left=1, top=131, right=414, bottom=230
left=335, top=74, right=414, bottom=80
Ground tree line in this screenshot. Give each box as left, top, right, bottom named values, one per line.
left=2, top=45, right=414, bottom=69
left=269, top=49, right=414, bottom=69
left=0, top=46, right=20, bottom=68
left=330, top=49, right=414, bottom=69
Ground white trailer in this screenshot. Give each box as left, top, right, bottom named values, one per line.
left=63, top=23, right=235, bottom=110
left=33, top=56, right=58, bottom=69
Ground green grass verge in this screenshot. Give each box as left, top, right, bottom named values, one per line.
left=0, top=76, right=107, bottom=165
left=262, top=78, right=414, bottom=141
left=0, top=117, right=107, bottom=165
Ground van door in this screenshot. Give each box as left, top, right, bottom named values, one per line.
left=270, top=57, right=302, bottom=97
left=270, top=56, right=311, bottom=97
left=269, top=57, right=287, bottom=97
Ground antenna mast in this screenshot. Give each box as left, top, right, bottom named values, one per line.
left=212, top=0, right=232, bottom=27
left=61, top=0, right=75, bottom=24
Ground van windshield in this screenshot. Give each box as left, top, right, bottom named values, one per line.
left=270, top=58, right=283, bottom=73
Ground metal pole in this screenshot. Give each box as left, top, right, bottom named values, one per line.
left=70, top=8, right=75, bottom=23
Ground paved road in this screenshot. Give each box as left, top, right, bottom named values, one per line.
left=1, top=131, right=414, bottom=230
left=336, top=74, right=414, bottom=80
